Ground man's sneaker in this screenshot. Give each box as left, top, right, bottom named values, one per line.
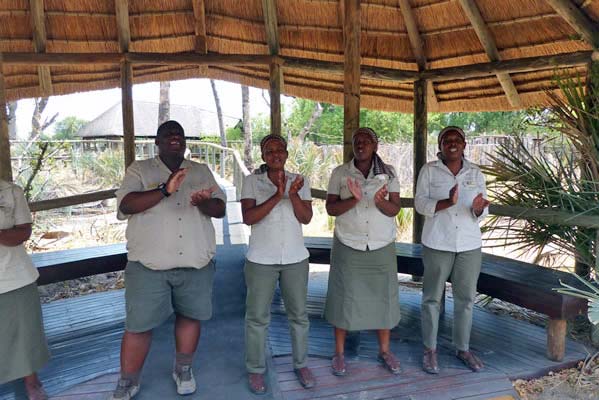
left=172, top=365, right=197, bottom=395
left=107, top=378, right=140, bottom=400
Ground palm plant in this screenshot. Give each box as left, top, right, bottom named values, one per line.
left=482, top=66, right=599, bottom=273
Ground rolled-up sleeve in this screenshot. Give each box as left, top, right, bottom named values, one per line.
left=414, top=164, right=437, bottom=218
left=387, top=166, right=400, bottom=193
left=12, top=186, right=32, bottom=225
left=472, top=168, right=489, bottom=221
left=240, top=174, right=255, bottom=200
left=327, top=167, right=342, bottom=196
left=299, top=175, right=312, bottom=201
left=115, top=162, right=143, bottom=221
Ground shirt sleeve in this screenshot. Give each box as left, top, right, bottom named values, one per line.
left=240, top=174, right=256, bottom=200
left=327, top=166, right=343, bottom=196
left=414, top=164, right=437, bottom=218
left=387, top=166, right=400, bottom=193
left=12, top=185, right=32, bottom=225
left=472, top=168, right=489, bottom=221
left=299, top=175, right=312, bottom=201
left=115, top=161, right=144, bottom=220
left=202, top=165, right=227, bottom=202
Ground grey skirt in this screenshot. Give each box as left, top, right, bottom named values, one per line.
left=0, top=282, right=50, bottom=384
left=324, top=236, right=401, bottom=331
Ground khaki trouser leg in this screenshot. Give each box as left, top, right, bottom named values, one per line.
left=244, top=262, right=279, bottom=374
left=279, top=260, right=310, bottom=370
left=450, top=248, right=482, bottom=351
left=421, top=246, right=454, bottom=350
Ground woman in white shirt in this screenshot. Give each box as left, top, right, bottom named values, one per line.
left=241, top=135, right=315, bottom=395
left=324, top=127, right=402, bottom=377
left=0, top=180, right=50, bottom=400
left=414, top=126, right=490, bottom=374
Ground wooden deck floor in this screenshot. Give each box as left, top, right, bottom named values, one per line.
left=1, top=272, right=588, bottom=400
left=267, top=272, right=589, bottom=400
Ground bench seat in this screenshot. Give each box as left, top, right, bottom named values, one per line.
left=304, top=236, right=588, bottom=361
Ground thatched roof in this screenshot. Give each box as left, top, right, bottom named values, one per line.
left=76, top=101, right=240, bottom=138
left=1, top=0, right=597, bottom=112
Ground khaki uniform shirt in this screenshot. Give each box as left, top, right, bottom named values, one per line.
left=0, top=181, right=37, bottom=294
left=241, top=171, right=311, bottom=265
left=327, top=161, right=400, bottom=251
left=116, top=157, right=226, bottom=270
left=414, top=159, right=488, bottom=252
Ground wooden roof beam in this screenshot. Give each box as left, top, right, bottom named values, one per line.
left=115, top=0, right=131, bottom=52
left=282, top=51, right=591, bottom=82
left=398, top=0, right=439, bottom=111
left=458, top=0, right=522, bottom=108
left=29, top=0, right=52, bottom=96
left=191, top=0, right=208, bottom=76
left=262, top=0, right=282, bottom=135
left=545, top=0, right=599, bottom=49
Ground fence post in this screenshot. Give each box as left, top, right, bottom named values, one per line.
left=220, top=149, right=225, bottom=178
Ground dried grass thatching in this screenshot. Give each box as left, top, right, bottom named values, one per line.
left=0, top=0, right=596, bottom=112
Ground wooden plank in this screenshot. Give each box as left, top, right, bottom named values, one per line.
left=29, top=189, right=116, bottom=212
left=458, top=0, right=521, bottom=107
left=121, top=61, right=135, bottom=167
left=546, top=0, right=599, bottom=49
left=29, top=0, right=52, bottom=95
left=343, top=0, right=360, bottom=162
left=412, top=79, right=427, bottom=244
left=0, top=54, right=11, bottom=182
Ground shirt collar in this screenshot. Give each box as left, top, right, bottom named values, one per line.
left=154, top=155, right=191, bottom=173
left=432, top=158, right=473, bottom=176
left=347, top=160, right=374, bottom=179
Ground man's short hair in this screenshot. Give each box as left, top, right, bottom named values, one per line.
left=157, top=120, right=185, bottom=137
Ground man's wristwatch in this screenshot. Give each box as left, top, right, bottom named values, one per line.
left=157, top=183, right=171, bottom=197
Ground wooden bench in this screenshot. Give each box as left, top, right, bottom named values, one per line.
left=32, top=238, right=588, bottom=361
left=304, top=236, right=588, bottom=362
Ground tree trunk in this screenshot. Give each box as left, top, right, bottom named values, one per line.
left=297, top=102, right=323, bottom=142
left=158, top=81, right=170, bottom=125
left=241, top=85, right=253, bottom=169
left=30, top=97, right=57, bottom=140
left=210, top=80, right=227, bottom=147
left=7, top=101, right=17, bottom=140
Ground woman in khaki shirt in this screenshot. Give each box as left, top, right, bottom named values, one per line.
left=324, top=127, right=402, bottom=376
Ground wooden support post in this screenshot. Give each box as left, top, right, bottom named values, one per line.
left=0, top=55, right=11, bottom=182
left=412, top=79, right=427, bottom=244
left=343, top=0, right=360, bottom=162
left=547, top=318, right=567, bottom=361
left=121, top=61, right=135, bottom=167
left=269, top=62, right=282, bottom=136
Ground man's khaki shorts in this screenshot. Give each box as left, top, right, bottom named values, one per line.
left=124, top=260, right=215, bottom=333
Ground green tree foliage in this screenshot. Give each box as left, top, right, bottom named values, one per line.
left=251, top=99, right=558, bottom=145
left=52, top=116, right=88, bottom=140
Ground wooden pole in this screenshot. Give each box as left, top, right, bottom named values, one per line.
left=121, top=61, right=135, bottom=167
left=343, top=0, right=360, bottom=162
left=413, top=79, right=427, bottom=244
left=0, top=54, right=11, bottom=182
left=270, top=62, right=282, bottom=135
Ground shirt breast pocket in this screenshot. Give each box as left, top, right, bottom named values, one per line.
left=430, top=180, right=448, bottom=199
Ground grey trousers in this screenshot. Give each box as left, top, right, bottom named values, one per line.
left=244, top=258, right=310, bottom=374
left=421, top=246, right=482, bottom=351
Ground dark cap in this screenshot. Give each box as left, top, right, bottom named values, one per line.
left=157, top=120, right=185, bottom=137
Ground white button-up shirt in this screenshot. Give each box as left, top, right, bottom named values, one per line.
left=415, top=159, right=488, bottom=252
left=328, top=161, right=400, bottom=251
left=116, top=157, right=226, bottom=271
left=241, top=171, right=311, bottom=265
left=0, top=180, right=38, bottom=294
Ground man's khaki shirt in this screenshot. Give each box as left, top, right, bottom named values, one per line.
left=116, top=157, right=226, bottom=270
